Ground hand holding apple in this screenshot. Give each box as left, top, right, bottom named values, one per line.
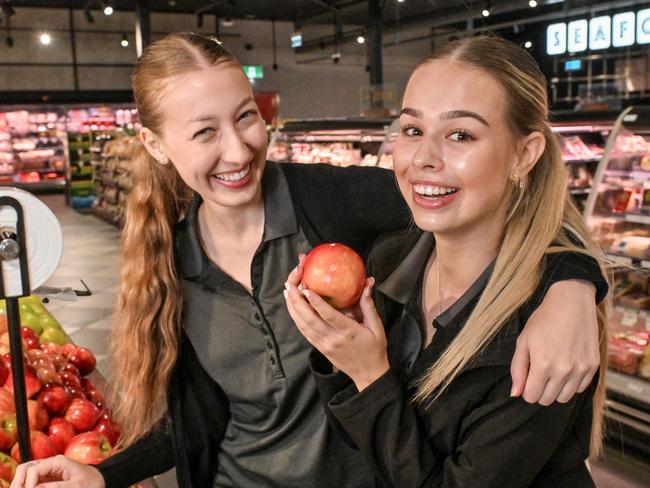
left=12, top=454, right=106, bottom=487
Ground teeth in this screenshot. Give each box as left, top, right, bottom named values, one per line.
left=413, top=184, right=457, bottom=196
left=215, top=165, right=250, bottom=182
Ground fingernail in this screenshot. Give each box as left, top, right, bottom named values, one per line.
left=303, top=290, right=311, bottom=299
left=283, top=290, right=288, bottom=299
left=298, top=283, right=303, bottom=292
left=364, top=286, right=371, bottom=297
left=285, top=282, right=290, bottom=291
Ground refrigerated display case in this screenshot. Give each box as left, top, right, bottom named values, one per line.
left=550, top=111, right=615, bottom=211
left=268, top=118, right=394, bottom=168
left=583, top=105, right=650, bottom=456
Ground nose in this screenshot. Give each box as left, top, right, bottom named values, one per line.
left=411, top=136, right=443, bottom=171
left=220, top=127, right=252, bottom=165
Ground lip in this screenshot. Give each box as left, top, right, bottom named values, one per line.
left=411, top=180, right=461, bottom=210
left=210, top=162, right=254, bottom=189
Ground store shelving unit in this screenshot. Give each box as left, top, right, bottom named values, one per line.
left=0, top=109, right=68, bottom=192
left=268, top=118, right=394, bottom=167
left=550, top=111, right=615, bottom=211
left=583, top=106, right=650, bottom=455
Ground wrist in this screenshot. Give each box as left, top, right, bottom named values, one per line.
left=352, top=359, right=390, bottom=392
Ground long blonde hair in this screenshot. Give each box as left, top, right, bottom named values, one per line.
left=411, top=36, right=609, bottom=456
left=110, top=33, right=237, bottom=446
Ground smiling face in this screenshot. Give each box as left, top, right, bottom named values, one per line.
left=146, top=62, right=268, bottom=211
left=394, top=59, right=520, bottom=239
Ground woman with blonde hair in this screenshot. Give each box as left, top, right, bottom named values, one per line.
left=13, top=33, right=605, bottom=488
left=286, top=35, right=609, bottom=487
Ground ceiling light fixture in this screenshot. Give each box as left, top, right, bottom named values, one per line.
left=121, top=33, right=128, bottom=47
left=39, top=32, right=51, bottom=45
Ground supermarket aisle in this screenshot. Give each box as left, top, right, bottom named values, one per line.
left=35, top=194, right=650, bottom=488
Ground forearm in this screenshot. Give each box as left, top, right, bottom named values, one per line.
left=96, top=420, right=176, bottom=488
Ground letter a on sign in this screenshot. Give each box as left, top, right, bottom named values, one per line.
left=590, top=16, right=611, bottom=50
left=547, top=23, right=567, bottom=54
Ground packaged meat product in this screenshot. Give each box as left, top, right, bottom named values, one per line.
left=610, top=235, right=650, bottom=259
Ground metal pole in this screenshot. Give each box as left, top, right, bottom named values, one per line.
left=68, top=8, right=79, bottom=91
left=368, top=0, right=383, bottom=86
left=135, top=0, right=151, bottom=57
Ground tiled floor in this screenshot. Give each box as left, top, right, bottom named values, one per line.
left=33, top=194, right=650, bottom=488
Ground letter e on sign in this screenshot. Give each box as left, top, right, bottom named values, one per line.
left=547, top=23, right=567, bottom=55
left=568, top=19, right=588, bottom=52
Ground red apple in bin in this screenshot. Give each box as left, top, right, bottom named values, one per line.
left=48, top=417, right=76, bottom=454
left=39, top=384, right=71, bottom=416
left=59, top=362, right=81, bottom=379
left=0, top=361, right=8, bottom=388
left=302, top=243, right=366, bottom=309
left=0, top=388, right=14, bottom=414
left=81, top=378, right=105, bottom=406
left=27, top=399, right=48, bottom=431
left=19, top=327, right=39, bottom=351
left=5, top=366, right=41, bottom=399
left=65, top=398, right=100, bottom=432
left=66, top=386, right=86, bottom=400
left=11, top=431, right=58, bottom=462
left=0, top=452, right=16, bottom=483
left=41, top=342, right=63, bottom=357
left=0, top=413, right=17, bottom=451
left=59, top=371, right=82, bottom=390
left=94, top=413, right=121, bottom=447
left=64, top=432, right=112, bottom=465
left=68, top=347, right=96, bottom=376
left=62, top=343, right=78, bottom=358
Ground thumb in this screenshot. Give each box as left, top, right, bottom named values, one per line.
left=360, top=278, right=383, bottom=335
left=510, top=339, right=530, bottom=397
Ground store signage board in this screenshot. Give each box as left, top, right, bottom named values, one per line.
left=564, top=59, right=582, bottom=71
left=243, top=65, right=263, bottom=79
left=547, top=8, right=650, bottom=54
left=291, top=33, right=302, bottom=48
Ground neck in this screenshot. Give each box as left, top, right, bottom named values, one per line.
left=433, top=214, right=504, bottom=296
left=199, top=190, right=265, bottom=244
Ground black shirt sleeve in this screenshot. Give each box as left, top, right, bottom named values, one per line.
left=95, top=419, right=176, bottom=488
left=282, top=163, right=412, bottom=254
left=542, top=251, right=608, bottom=304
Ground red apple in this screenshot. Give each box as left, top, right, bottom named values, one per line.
left=61, top=344, right=78, bottom=358
left=26, top=348, right=46, bottom=364
left=68, top=348, right=96, bottom=376
left=66, top=386, right=86, bottom=400
left=59, top=371, right=81, bottom=390
left=0, top=355, right=10, bottom=373
left=64, top=432, right=112, bottom=465
left=0, top=361, right=8, bottom=388
left=41, top=342, right=63, bottom=357
left=0, top=413, right=17, bottom=451
left=302, top=243, right=366, bottom=309
left=0, top=452, right=16, bottom=482
left=5, top=366, right=41, bottom=398
left=36, top=366, right=60, bottom=386
left=93, top=413, right=121, bottom=447
left=48, top=354, right=67, bottom=370
left=65, top=398, right=100, bottom=432
left=39, top=384, right=71, bottom=416
left=59, top=362, right=81, bottom=379
left=27, top=399, right=48, bottom=431
left=19, top=327, right=40, bottom=351
left=0, top=388, right=14, bottom=414
left=11, top=431, right=58, bottom=462
left=48, top=417, right=76, bottom=454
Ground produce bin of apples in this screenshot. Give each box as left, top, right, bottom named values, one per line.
left=0, top=296, right=120, bottom=486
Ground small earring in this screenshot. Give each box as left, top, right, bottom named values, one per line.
left=511, top=172, right=525, bottom=191
left=158, top=157, right=169, bottom=165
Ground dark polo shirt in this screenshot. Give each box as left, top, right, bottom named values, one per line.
left=178, top=162, right=376, bottom=488
left=312, top=229, right=608, bottom=488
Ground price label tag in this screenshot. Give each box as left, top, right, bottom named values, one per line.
left=625, top=214, right=650, bottom=225
left=626, top=381, right=644, bottom=394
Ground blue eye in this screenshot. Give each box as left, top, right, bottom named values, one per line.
left=448, top=130, right=474, bottom=142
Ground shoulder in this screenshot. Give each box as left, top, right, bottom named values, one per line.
left=367, top=227, right=422, bottom=278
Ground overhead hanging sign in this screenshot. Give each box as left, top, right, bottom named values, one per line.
left=547, top=8, right=650, bottom=55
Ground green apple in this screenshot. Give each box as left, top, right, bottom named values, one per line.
left=39, top=314, right=61, bottom=331
left=20, top=311, right=43, bottom=335
left=18, top=296, right=48, bottom=316
left=39, top=326, right=69, bottom=346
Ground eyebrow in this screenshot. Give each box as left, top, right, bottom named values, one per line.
left=188, top=96, right=255, bottom=123
left=400, top=107, right=490, bottom=127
